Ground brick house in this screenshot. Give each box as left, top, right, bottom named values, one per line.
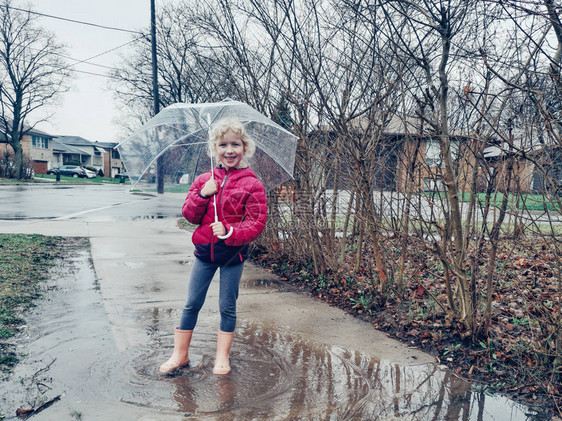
left=1, top=123, right=126, bottom=178
left=394, top=133, right=477, bottom=193
left=0, top=127, right=56, bottom=174
left=349, top=115, right=477, bottom=193
left=480, top=142, right=562, bottom=194
left=312, top=116, right=478, bottom=193
left=95, top=141, right=124, bottom=178
left=53, top=136, right=126, bottom=177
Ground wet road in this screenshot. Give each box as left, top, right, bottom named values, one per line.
left=0, top=184, right=544, bottom=420
left=0, top=183, right=184, bottom=221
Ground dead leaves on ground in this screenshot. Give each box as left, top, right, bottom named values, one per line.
left=253, top=235, right=561, bottom=416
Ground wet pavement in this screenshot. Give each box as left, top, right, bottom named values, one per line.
left=0, top=185, right=545, bottom=420
left=0, top=183, right=183, bottom=222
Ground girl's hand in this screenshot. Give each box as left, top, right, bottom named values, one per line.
left=210, top=221, right=226, bottom=237
left=201, top=177, right=218, bottom=197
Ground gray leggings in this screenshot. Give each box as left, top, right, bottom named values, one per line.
left=179, top=257, right=245, bottom=332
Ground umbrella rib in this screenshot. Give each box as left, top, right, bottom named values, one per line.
left=127, top=132, right=208, bottom=190
left=116, top=123, right=192, bottom=148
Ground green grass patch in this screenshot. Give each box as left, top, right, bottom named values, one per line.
left=0, top=177, right=37, bottom=184
left=452, top=192, right=561, bottom=212
left=0, top=234, right=67, bottom=374
left=33, top=174, right=130, bottom=184
left=141, top=184, right=190, bottom=194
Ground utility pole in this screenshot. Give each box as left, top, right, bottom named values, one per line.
left=151, top=0, right=164, bottom=194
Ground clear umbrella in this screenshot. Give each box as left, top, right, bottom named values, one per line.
left=116, top=100, right=298, bottom=193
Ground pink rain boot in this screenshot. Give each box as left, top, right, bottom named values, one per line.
left=159, top=328, right=193, bottom=373
left=213, top=330, right=234, bottom=375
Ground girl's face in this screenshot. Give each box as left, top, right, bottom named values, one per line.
left=215, top=129, right=245, bottom=170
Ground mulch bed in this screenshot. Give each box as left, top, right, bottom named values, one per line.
left=251, top=235, right=561, bottom=418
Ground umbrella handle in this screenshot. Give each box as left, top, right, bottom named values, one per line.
left=207, top=113, right=219, bottom=223
left=210, top=157, right=218, bottom=223
left=213, top=194, right=218, bottom=223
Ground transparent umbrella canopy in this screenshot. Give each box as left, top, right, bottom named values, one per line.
left=116, top=100, right=298, bottom=192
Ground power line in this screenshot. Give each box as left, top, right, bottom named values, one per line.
left=59, top=54, right=116, bottom=70
left=74, top=69, right=121, bottom=80
left=0, top=4, right=144, bottom=35
left=68, top=36, right=144, bottom=69
left=26, top=36, right=144, bottom=74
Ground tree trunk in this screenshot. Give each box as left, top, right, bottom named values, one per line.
left=436, top=19, right=473, bottom=328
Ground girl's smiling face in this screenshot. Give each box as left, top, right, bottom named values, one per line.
left=215, top=129, right=245, bottom=170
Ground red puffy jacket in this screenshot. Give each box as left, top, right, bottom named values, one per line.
left=182, top=166, right=267, bottom=265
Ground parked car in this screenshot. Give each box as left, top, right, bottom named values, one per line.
left=82, top=167, right=97, bottom=178
left=46, top=165, right=87, bottom=178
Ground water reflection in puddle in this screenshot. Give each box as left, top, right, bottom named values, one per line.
left=126, top=314, right=537, bottom=420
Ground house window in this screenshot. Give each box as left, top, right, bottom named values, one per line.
left=424, top=177, right=445, bottom=191
left=425, top=139, right=459, bottom=168
left=112, top=150, right=120, bottom=159
left=32, top=135, right=49, bottom=149
left=94, top=149, right=101, bottom=156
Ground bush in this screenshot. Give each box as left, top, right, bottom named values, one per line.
left=0, top=150, right=34, bottom=179
left=0, top=150, right=13, bottom=178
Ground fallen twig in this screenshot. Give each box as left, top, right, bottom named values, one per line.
left=16, top=395, right=61, bottom=419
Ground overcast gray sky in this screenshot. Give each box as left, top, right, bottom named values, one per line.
left=31, top=1, right=157, bottom=143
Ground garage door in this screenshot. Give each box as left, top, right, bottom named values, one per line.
left=34, top=161, right=48, bottom=174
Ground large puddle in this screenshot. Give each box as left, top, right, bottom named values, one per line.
left=0, top=250, right=542, bottom=420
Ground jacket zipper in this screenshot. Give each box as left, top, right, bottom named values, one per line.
left=210, top=234, right=215, bottom=262
left=211, top=169, right=228, bottom=262
left=219, top=169, right=229, bottom=209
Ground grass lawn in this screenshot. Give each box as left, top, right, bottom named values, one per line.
left=140, top=184, right=190, bottom=194
left=452, top=191, right=561, bottom=212
left=33, top=174, right=130, bottom=184
left=0, top=234, right=67, bottom=376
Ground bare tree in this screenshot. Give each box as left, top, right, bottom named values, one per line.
left=0, top=0, right=71, bottom=179
left=484, top=0, right=562, bottom=384
left=111, top=1, right=237, bottom=133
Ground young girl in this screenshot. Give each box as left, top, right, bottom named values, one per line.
left=159, top=118, right=268, bottom=375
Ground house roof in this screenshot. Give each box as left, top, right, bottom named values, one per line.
left=54, top=135, right=97, bottom=147
left=0, top=121, right=55, bottom=142
left=482, top=136, right=558, bottom=160
left=95, top=141, right=119, bottom=149
left=51, top=139, right=90, bottom=156
left=27, top=127, right=54, bottom=137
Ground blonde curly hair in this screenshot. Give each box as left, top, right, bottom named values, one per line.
left=208, top=118, right=256, bottom=165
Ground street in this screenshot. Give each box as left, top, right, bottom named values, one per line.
left=0, top=183, right=185, bottom=222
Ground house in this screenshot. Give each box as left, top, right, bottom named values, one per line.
left=308, top=115, right=479, bottom=193
left=51, top=138, right=92, bottom=169
left=0, top=126, right=56, bottom=174
left=394, top=133, right=478, bottom=194
left=346, top=114, right=478, bottom=193
left=480, top=142, right=562, bottom=194
left=53, top=136, right=126, bottom=177
left=95, top=141, right=124, bottom=178
left=1, top=122, right=125, bottom=177
left=54, top=136, right=104, bottom=171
